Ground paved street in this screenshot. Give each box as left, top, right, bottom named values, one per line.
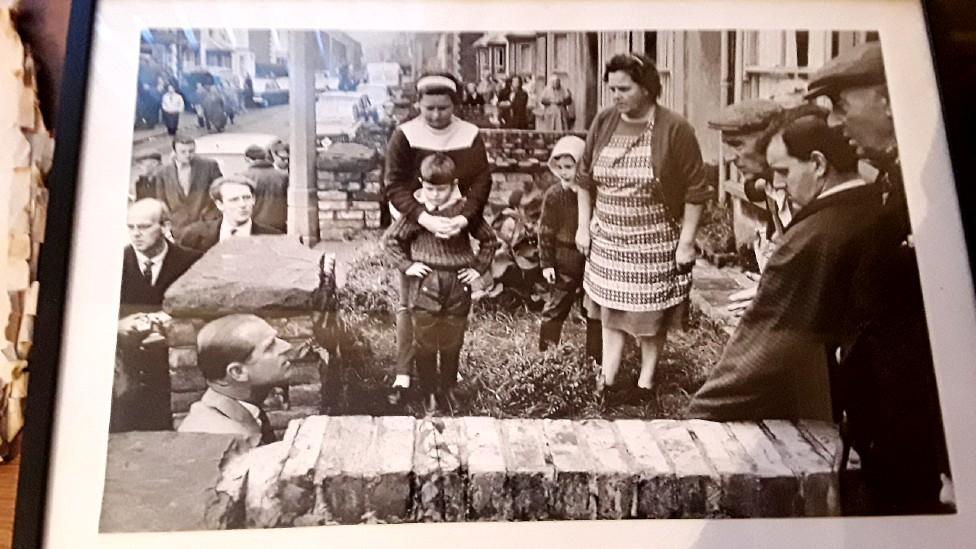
left=131, top=103, right=291, bottom=160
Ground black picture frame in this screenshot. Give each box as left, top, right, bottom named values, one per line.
left=13, top=1, right=97, bottom=547
left=10, top=1, right=976, bottom=547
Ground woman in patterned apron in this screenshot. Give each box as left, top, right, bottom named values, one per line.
left=576, top=53, right=711, bottom=403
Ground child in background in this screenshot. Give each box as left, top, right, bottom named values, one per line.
left=537, top=135, right=602, bottom=359
left=383, top=153, right=498, bottom=414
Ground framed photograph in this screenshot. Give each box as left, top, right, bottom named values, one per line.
left=19, top=0, right=976, bottom=547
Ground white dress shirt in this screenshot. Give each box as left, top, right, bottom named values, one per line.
left=133, top=241, right=169, bottom=286
left=219, top=218, right=253, bottom=241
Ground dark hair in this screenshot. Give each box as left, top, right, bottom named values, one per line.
left=172, top=134, right=196, bottom=149
left=603, top=53, right=661, bottom=101
left=508, top=75, right=523, bottom=89
left=777, top=109, right=859, bottom=174
left=196, top=315, right=261, bottom=381
left=209, top=175, right=257, bottom=202
left=417, top=71, right=460, bottom=105
left=419, top=152, right=457, bottom=186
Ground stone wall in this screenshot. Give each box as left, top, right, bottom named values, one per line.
left=101, top=417, right=863, bottom=531
left=162, top=236, right=337, bottom=431
left=316, top=142, right=384, bottom=241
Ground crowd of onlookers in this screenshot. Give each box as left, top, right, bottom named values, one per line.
left=455, top=72, right=576, bottom=130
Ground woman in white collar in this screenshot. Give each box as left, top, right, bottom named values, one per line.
left=383, top=71, right=492, bottom=404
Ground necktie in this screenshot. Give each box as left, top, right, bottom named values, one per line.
left=142, top=259, right=154, bottom=286
left=257, top=408, right=276, bottom=445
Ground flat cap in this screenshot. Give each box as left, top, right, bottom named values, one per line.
left=806, top=41, right=886, bottom=99
left=707, top=99, right=783, bottom=134
left=134, top=150, right=162, bottom=162
left=244, top=144, right=268, bottom=160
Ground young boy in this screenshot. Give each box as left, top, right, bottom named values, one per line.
left=383, top=153, right=498, bottom=413
left=537, top=135, right=601, bottom=359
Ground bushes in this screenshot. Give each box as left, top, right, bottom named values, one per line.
left=329, top=239, right=728, bottom=420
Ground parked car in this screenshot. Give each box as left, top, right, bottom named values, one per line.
left=315, top=91, right=372, bottom=145
left=253, top=63, right=290, bottom=107
left=193, top=133, right=284, bottom=177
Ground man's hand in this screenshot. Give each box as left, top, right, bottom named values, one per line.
left=457, top=268, right=481, bottom=284
left=675, top=241, right=697, bottom=274
left=575, top=226, right=590, bottom=255
left=542, top=267, right=556, bottom=284
left=727, top=285, right=758, bottom=317
left=406, top=262, right=432, bottom=278
left=118, top=313, right=153, bottom=340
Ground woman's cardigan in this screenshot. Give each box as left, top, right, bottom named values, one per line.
left=577, top=104, right=712, bottom=224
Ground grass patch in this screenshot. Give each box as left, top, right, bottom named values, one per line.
left=329, top=238, right=727, bottom=419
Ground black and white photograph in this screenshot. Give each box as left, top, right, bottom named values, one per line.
left=36, top=1, right=976, bottom=548
left=98, top=23, right=956, bottom=530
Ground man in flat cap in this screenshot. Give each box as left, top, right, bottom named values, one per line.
left=807, top=40, right=952, bottom=514
left=132, top=150, right=162, bottom=203
left=689, top=108, right=880, bottom=423
left=177, top=175, right=282, bottom=253
left=243, top=144, right=288, bottom=232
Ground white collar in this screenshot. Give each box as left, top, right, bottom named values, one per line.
left=412, top=186, right=463, bottom=212
left=237, top=399, right=262, bottom=423
left=220, top=218, right=253, bottom=240
left=818, top=177, right=868, bottom=200
left=400, top=116, right=480, bottom=151
left=133, top=240, right=168, bottom=267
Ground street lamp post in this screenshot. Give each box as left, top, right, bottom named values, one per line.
left=287, top=30, right=320, bottom=245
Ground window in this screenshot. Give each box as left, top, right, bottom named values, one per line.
left=491, top=46, right=505, bottom=74
left=553, top=33, right=569, bottom=71
left=517, top=43, right=533, bottom=74
left=206, top=51, right=231, bottom=68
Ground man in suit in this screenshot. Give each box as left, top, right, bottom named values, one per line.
left=146, top=134, right=223, bottom=239
left=113, top=199, right=201, bottom=432
left=688, top=109, right=881, bottom=421
left=177, top=174, right=282, bottom=253
left=120, top=198, right=201, bottom=311
left=243, top=144, right=288, bottom=232
left=806, top=40, right=952, bottom=514
left=178, top=314, right=293, bottom=446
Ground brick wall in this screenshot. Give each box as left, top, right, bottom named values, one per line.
left=102, top=417, right=864, bottom=531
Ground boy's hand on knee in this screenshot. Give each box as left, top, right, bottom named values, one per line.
left=406, top=262, right=432, bottom=277
left=457, top=268, right=480, bottom=284
left=542, top=267, right=556, bottom=284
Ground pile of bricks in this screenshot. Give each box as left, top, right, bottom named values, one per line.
left=316, top=142, right=384, bottom=240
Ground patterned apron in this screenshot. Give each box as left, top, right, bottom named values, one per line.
left=583, top=118, right=691, bottom=312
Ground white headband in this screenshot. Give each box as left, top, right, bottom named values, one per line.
left=417, top=75, right=458, bottom=93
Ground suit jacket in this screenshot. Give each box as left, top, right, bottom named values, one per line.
left=244, top=160, right=289, bottom=232
left=177, top=218, right=283, bottom=253
left=119, top=243, right=201, bottom=311
left=687, top=185, right=883, bottom=421
left=148, top=156, right=223, bottom=238
left=177, top=388, right=266, bottom=446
